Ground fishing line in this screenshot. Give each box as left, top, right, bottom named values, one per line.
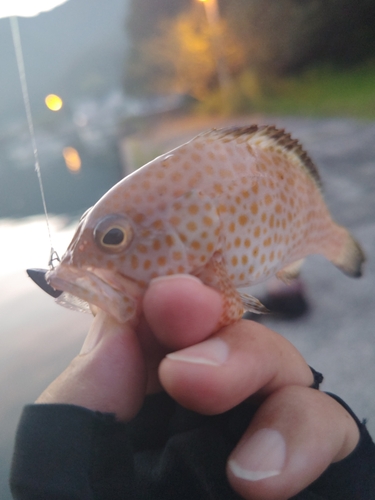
left=10, top=16, right=60, bottom=268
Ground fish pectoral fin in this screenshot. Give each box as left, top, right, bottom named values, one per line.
left=239, top=292, right=269, bottom=315
left=195, top=252, right=245, bottom=328
left=276, top=259, right=305, bottom=284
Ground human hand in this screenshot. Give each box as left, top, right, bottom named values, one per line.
left=36, top=275, right=359, bottom=500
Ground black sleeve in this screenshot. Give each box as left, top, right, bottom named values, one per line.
left=10, top=394, right=375, bottom=500
left=10, top=404, right=134, bottom=500
left=300, top=393, right=375, bottom=500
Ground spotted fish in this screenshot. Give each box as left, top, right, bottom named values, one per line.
left=47, top=125, right=365, bottom=328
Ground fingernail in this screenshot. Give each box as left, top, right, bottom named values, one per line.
left=166, top=337, right=229, bottom=366
left=228, top=429, right=286, bottom=481
left=150, top=274, right=203, bottom=286
left=80, top=310, right=107, bottom=354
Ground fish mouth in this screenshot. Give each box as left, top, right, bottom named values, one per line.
left=46, top=264, right=144, bottom=324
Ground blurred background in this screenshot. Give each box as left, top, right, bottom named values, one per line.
left=1, top=0, right=374, bottom=497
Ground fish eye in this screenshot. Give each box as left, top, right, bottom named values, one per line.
left=102, top=228, right=124, bottom=245
left=94, top=215, right=133, bottom=253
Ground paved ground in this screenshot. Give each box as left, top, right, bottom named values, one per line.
left=0, top=117, right=374, bottom=498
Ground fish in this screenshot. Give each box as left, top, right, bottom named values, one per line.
left=46, top=125, right=365, bottom=328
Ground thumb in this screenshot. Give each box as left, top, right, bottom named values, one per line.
left=227, top=386, right=360, bottom=500
left=36, top=310, right=147, bottom=421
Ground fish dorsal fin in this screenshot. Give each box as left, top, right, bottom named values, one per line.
left=198, top=125, right=321, bottom=189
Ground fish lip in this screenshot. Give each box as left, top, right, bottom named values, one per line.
left=46, top=264, right=143, bottom=323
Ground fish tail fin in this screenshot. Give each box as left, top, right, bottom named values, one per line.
left=324, top=225, right=365, bottom=278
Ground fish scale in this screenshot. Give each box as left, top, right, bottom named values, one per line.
left=47, top=125, right=365, bottom=328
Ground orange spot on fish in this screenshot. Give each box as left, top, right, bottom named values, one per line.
left=265, top=194, right=272, bottom=205
left=153, top=240, right=161, bottom=251
left=170, top=215, right=181, bottom=226
left=263, top=237, right=272, bottom=247
left=238, top=214, right=248, bottom=226
left=207, top=242, right=214, bottom=252
left=214, top=183, right=223, bottom=194
left=157, top=256, right=167, bottom=266
left=187, top=221, right=197, bottom=232
left=251, top=202, right=258, bottom=215
left=131, top=255, right=139, bottom=270
left=203, top=216, right=213, bottom=227
left=134, top=213, right=145, bottom=224
left=173, top=251, right=182, bottom=261
left=137, top=244, right=148, bottom=254
left=188, top=204, right=199, bottom=215
left=165, top=235, right=174, bottom=247
left=153, top=220, right=163, bottom=230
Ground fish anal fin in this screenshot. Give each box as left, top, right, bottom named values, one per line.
left=239, top=292, right=269, bottom=315
left=276, top=259, right=304, bottom=284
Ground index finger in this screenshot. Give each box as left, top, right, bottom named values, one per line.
left=159, top=320, right=314, bottom=414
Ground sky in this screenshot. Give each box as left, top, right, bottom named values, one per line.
left=0, top=0, right=70, bottom=18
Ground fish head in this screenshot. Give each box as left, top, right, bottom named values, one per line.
left=46, top=182, right=193, bottom=323
left=46, top=198, right=150, bottom=324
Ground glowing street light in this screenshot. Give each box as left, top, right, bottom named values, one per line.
left=198, top=0, right=219, bottom=25
left=197, top=0, right=231, bottom=91
left=45, top=94, right=63, bottom=111
left=63, top=147, right=81, bottom=172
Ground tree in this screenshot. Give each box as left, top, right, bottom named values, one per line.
left=223, top=0, right=375, bottom=75
left=124, top=5, right=245, bottom=99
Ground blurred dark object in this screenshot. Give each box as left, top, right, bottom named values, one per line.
left=243, top=278, right=309, bottom=322
left=26, top=268, right=62, bottom=298
left=224, top=0, right=375, bottom=75
left=124, top=0, right=375, bottom=97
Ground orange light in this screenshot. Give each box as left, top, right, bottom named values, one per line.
left=45, top=94, right=63, bottom=111
left=63, top=147, right=81, bottom=172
